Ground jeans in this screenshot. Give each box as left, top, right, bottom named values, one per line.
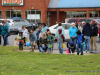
left=77, top=44, right=83, bottom=53
left=2, top=34, right=9, bottom=45
left=58, top=42, right=63, bottom=54
left=0, top=36, right=1, bottom=45
left=39, top=46, right=46, bottom=52
left=98, top=38, right=100, bottom=42
left=6, top=37, right=9, bottom=45
left=84, top=36, right=90, bottom=51
left=68, top=47, right=75, bottom=53
left=70, top=37, right=77, bottom=49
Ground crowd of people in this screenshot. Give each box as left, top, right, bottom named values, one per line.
left=0, top=19, right=99, bottom=55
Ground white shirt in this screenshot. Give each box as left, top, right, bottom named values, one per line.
left=22, top=29, right=28, bottom=38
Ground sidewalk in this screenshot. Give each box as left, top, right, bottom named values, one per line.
left=22, top=49, right=94, bottom=55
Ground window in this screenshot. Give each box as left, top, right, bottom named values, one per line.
left=54, top=26, right=58, bottom=29
left=79, top=19, right=86, bottom=22
left=67, top=25, right=71, bottom=29
left=68, top=19, right=78, bottom=23
left=20, top=20, right=25, bottom=22
left=89, top=11, right=99, bottom=18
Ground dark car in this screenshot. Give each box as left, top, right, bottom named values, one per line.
left=10, top=22, right=33, bottom=34
left=30, top=23, right=38, bottom=30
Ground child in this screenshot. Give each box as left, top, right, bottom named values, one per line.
left=14, top=38, right=19, bottom=46
left=57, top=29, right=65, bottom=54
left=76, top=30, right=84, bottom=55
left=67, top=41, right=75, bottom=54
left=29, top=29, right=36, bottom=52
left=18, top=32, right=23, bottom=51
left=36, top=27, right=42, bottom=49
left=47, top=31, right=54, bottom=53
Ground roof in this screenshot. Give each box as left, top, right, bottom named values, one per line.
left=48, top=0, right=100, bottom=8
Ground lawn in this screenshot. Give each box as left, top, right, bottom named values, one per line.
left=0, top=46, right=100, bottom=75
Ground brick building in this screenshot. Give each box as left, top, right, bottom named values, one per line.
left=0, top=0, right=100, bottom=26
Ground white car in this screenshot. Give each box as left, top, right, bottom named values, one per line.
left=49, top=23, right=72, bottom=40
left=0, top=19, right=14, bottom=27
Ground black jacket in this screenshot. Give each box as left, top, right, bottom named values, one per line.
left=91, top=24, right=98, bottom=36
left=82, top=23, right=93, bottom=36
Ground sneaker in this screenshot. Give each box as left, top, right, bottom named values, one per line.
left=94, top=51, right=97, bottom=54
left=89, top=50, right=94, bottom=53
left=80, top=53, right=83, bottom=55
left=77, top=53, right=79, bottom=55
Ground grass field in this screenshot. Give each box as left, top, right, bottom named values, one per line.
left=0, top=46, right=100, bottom=75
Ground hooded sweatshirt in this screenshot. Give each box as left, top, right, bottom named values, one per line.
left=91, top=24, right=98, bottom=36
left=82, top=23, right=93, bottom=36
left=58, top=29, right=65, bottom=43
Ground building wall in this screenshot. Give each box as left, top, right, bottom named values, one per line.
left=0, top=0, right=50, bottom=23
left=50, top=11, right=66, bottom=26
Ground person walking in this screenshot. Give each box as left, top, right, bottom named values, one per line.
left=78, top=21, right=85, bottom=33
left=90, top=20, right=98, bottom=53
left=1, top=21, right=9, bottom=46
left=82, top=19, right=93, bottom=52
left=41, top=22, right=48, bottom=33
left=4, top=19, right=9, bottom=45
left=69, top=23, right=78, bottom=49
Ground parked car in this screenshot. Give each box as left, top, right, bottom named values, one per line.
left=10, top=22, right=32, bottom=34
left=48, top=23, right=72, bottom=40
left=67, top=18, right=100, bottom=33
left=30, top=23, right=38, bottom=30
left=0, top=19, right=14, bottom=27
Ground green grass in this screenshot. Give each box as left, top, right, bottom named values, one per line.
left=0, top=46, right=100, bottom=75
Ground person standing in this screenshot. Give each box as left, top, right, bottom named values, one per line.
left=78, top=21, right=85, bottom=33
left=57, top=29, right=65, bottom=54
left=69, top=23, right=78, bottom=49
left=90, top=20, right=98, bottom=53
left=82, top=19, right=93, bottom=52
left=21, top=25, right=28, bottom=46
left=1, top=21, right=9, bottom=46
left=4, top=19, right=9, bottom=45
left=36, top=27, right=42, bottom=49
left=75, top=22, right=78, bottom=29
left=29, top=29, right=36, bottom=52
left=41, top=22, right=48, bottom=33
left=0, top=24, right=2, bottom=45
left=55, top=23, right=65, bottom=39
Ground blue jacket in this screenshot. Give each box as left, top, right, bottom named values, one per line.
left=1, top=25, right=9, bottom=35
left=69, top=27, right=77, bottom=38
left=0, top=25, right=2, bottom=35
left=55, top=26, right=65, bottom=38
left=36, top=30, right=41, bottom=40
left=82, top=23, right=93, bottom=36
left=29, top=32, right=36, bottom=42
left=77, top=34, right=83, bottom=44
left=41, top=26, right=48, bottom=33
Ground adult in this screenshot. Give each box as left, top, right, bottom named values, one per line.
left=55, top=23, right=65, bottom=39
left=1, top=21, right=9, bottom=46
left=21, top=25, right=28, bottom=46
left=39, top=32, right=47, bottom=52
left=75, top=22, right=78, bottom=29
left=90, top=20, right=98, bottom=53
left=82, top=19, right=93, bottom=52
left=41, top=22, right=48, bottom=33
left=78, top=21, right=85, bottom=33
left=69, top=23, right=78, bottom=49
left=4, top=19, right=9, bottom=45
left=0, top=24, right=2, bottom=45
